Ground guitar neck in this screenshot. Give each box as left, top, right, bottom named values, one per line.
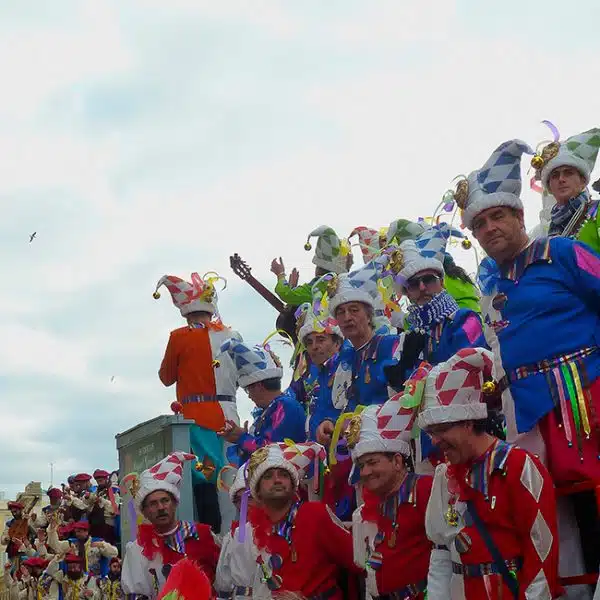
left=244, top=276, right=286, bottom=313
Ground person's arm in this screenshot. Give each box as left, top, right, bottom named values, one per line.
left=426, top=546, right=452, bottom=600
left=446, top=309, right=487, bottom=353
left=46, top=523, right=70, bottom=554
left=93, top=539, right=119, bottom=558
left=317, top=504, right=364, bottom=574
left=557, top=237, right=600, bottom=309
left=274, top=279, right=313, bottom=306
left=159, top=331, right=179, bottom=387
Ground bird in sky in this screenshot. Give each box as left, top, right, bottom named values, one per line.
left=29, top=232, right=37, bottom=243
left=110, top=375, right=115, bottom=383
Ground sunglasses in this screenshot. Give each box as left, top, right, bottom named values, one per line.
left=406, top=273, right=440, bottom=291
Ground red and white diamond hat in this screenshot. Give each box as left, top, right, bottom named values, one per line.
left=136, top=452, right=196, bottom=509
left=153, top=272, right=226, bottom=317
left=418, top=347, right=494, bottom=429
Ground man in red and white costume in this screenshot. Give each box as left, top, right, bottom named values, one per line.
left=247, top=442, right=360, bottom=600
left=121, top=452, right=219, bottom=599
left=349, top=367, right=433, bottom=600
left=421, top=348, right=561, bottom=599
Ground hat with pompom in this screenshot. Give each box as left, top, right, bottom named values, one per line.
left=220, top=339, right=283, bottom=388
left=153, top=272, right=226, bottom=317
left=305, top=226, right=351, bottom=274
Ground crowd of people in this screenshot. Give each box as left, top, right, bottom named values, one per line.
left=1, top=471, right=123, bottom=598
left=5, top=127, right=600, bottom=599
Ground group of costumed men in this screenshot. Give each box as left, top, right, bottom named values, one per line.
left=1, top=471, right=123, bottom=599
left=110, top=124, right=600, bottom=600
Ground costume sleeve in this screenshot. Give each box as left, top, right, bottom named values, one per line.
left=47, top=525, right=70, bottom=554
left=448, top=310, right=487, bottom=354
left=236, top=398, right=306, bottom=457
left=556, top=238, right=600, bottom=311
left=274, top=280, right=313, bottom=306
left=444, top=274, right=482, bottom=314
left=508, top=451, right=561, bottom=599
left=214, top=532, right=234, bottom=594
left=159, top=332, right=179, bottom=387
left=96, top=540, right=119, bottom=558
left=121, top=542, right=155, bottom=597
left=426, top=547, right=452, bottom=600
left=317, top=505, right=363, bottom=574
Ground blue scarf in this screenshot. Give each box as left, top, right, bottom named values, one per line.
left=548, top=189, right=590, bottom=237
left=406, top=290, right=459, bottom=332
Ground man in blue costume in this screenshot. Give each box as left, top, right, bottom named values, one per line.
left=459, top=138, right=600, bottom=588
left=219, top=340, right=306, bottom=465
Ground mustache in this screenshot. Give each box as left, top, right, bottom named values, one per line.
left=156, top=510, right=168, bottom=517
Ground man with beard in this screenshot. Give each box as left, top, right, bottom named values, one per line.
left=63, top=474, right=94, bottom=523
left=88, top=470, right=119, bottom=545
left=421, top=348, right=561, bottom=599
left=121, top=452, right=219, bottom=599
left=247, top=442, right=360, bottom=600
left=32, top=488, right=63, bottom=529
left=1, top=501, right=35, bottom=568
left=96, top=558, right=124, bottom=600
left=45, top=553, right=100, bottom=599
left=47, top=520, right=118, bottom=578
left=17, top=557, right=50, bottom=600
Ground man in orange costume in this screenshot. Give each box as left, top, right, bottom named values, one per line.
left=154, top=271, right=241, bottom=534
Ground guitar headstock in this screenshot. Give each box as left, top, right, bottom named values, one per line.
left=230, top=253, right=252, bottom=281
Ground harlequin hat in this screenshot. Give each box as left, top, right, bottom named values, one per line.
left=386, top=218, right=427, bottom=246
left=135, top=452, right=196, bottom=509
left=418, top=347, right=497, bottom=428
left=348, top=226, right=384, bottom=264
left=220, top=339, right=283, bottom=388
left=326, top=260, right=384, bottom=316
left=305, top=225, right=351, bottom=274
left=454, top=139, right=533, bottom=230
left=153, top=272, right=226, bottom=317
left=534, top=127, right=600, bottom=188
left=296, top=297, right=342, bottom=343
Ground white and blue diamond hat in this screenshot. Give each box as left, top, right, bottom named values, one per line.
left=327, top=260, right=383, bottom=316
left=399, top=222, right=462, bottom=282
left=220, top=339, right=283, bottom=388
left=459, top=139, right=533, bottom=230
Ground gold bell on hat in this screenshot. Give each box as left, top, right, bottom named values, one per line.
left=304, top=242, right=312, bottom=251
left=461, top=239, right=472, bottom=250
left=531, top=154, right=544, bottom=170
left=153, top=291, right=161, bottom=299
left=482, top=381, right=497, bottom=395
left=212, top=359, right=221, bottom=368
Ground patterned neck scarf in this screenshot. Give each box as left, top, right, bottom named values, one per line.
left=406, top=290, right=459, bottom=332
left=548, top=189, right=589, bottom=237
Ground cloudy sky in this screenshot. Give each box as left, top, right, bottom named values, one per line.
left=1, top=0, right=599, bottom=497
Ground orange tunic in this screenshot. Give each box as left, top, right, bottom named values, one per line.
left=159, top=326, right=225, bottom=431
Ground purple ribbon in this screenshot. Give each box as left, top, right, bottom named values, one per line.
left=128, top=500, right=137, bottom=541
left=237, top=490, right=250, bottom=543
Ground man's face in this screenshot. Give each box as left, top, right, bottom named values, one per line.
left=95, top=477, right=108, bottom=490
left=472, top=207, right=526, bottom=263
left=10, top=508, right=22, bottom=519
left=142, top=490, right=177, bottom=529
left=109, top=562, right=121, bottom=577
left=548, top=166, right=586, bottom=204
left=404, top=269, right=444, bottom=306
left=304, top=333, right=341, bottom=366
left=66, top=563, right=82, bottom=579
left=73, top=528, right=89, bottom=542
left=356, top=453, right=404, bottom=496
left=245, top=382, right=266, bottom=407
left=257, top=468, right=294, bottom=505
left=334, top=302, right=371, bottom=342
left=71, top=482, right=82, bottom=494
left=50, top=497, right=61, bottom=507
left=424, top=421, right=473, bottom=464
left=31, top=567, right=43, bottom=578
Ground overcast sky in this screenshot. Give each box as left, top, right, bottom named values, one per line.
left=1, top=0, right=599, bottom=498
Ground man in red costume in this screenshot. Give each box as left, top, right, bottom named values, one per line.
left=421, top=348, right=561, bottom=599
left=121, top=452, right=219, bottom=599
left=247, top=442, right=361, bottom=600
left=349, top=367, right=434, bottom=600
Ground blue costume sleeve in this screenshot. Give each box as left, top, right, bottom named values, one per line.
left=554, top=237, right=600, bottom=310
left=228, top=392, right=306, bottom=464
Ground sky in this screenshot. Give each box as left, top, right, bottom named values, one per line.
left=1, top=0, right=599, bottom=498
